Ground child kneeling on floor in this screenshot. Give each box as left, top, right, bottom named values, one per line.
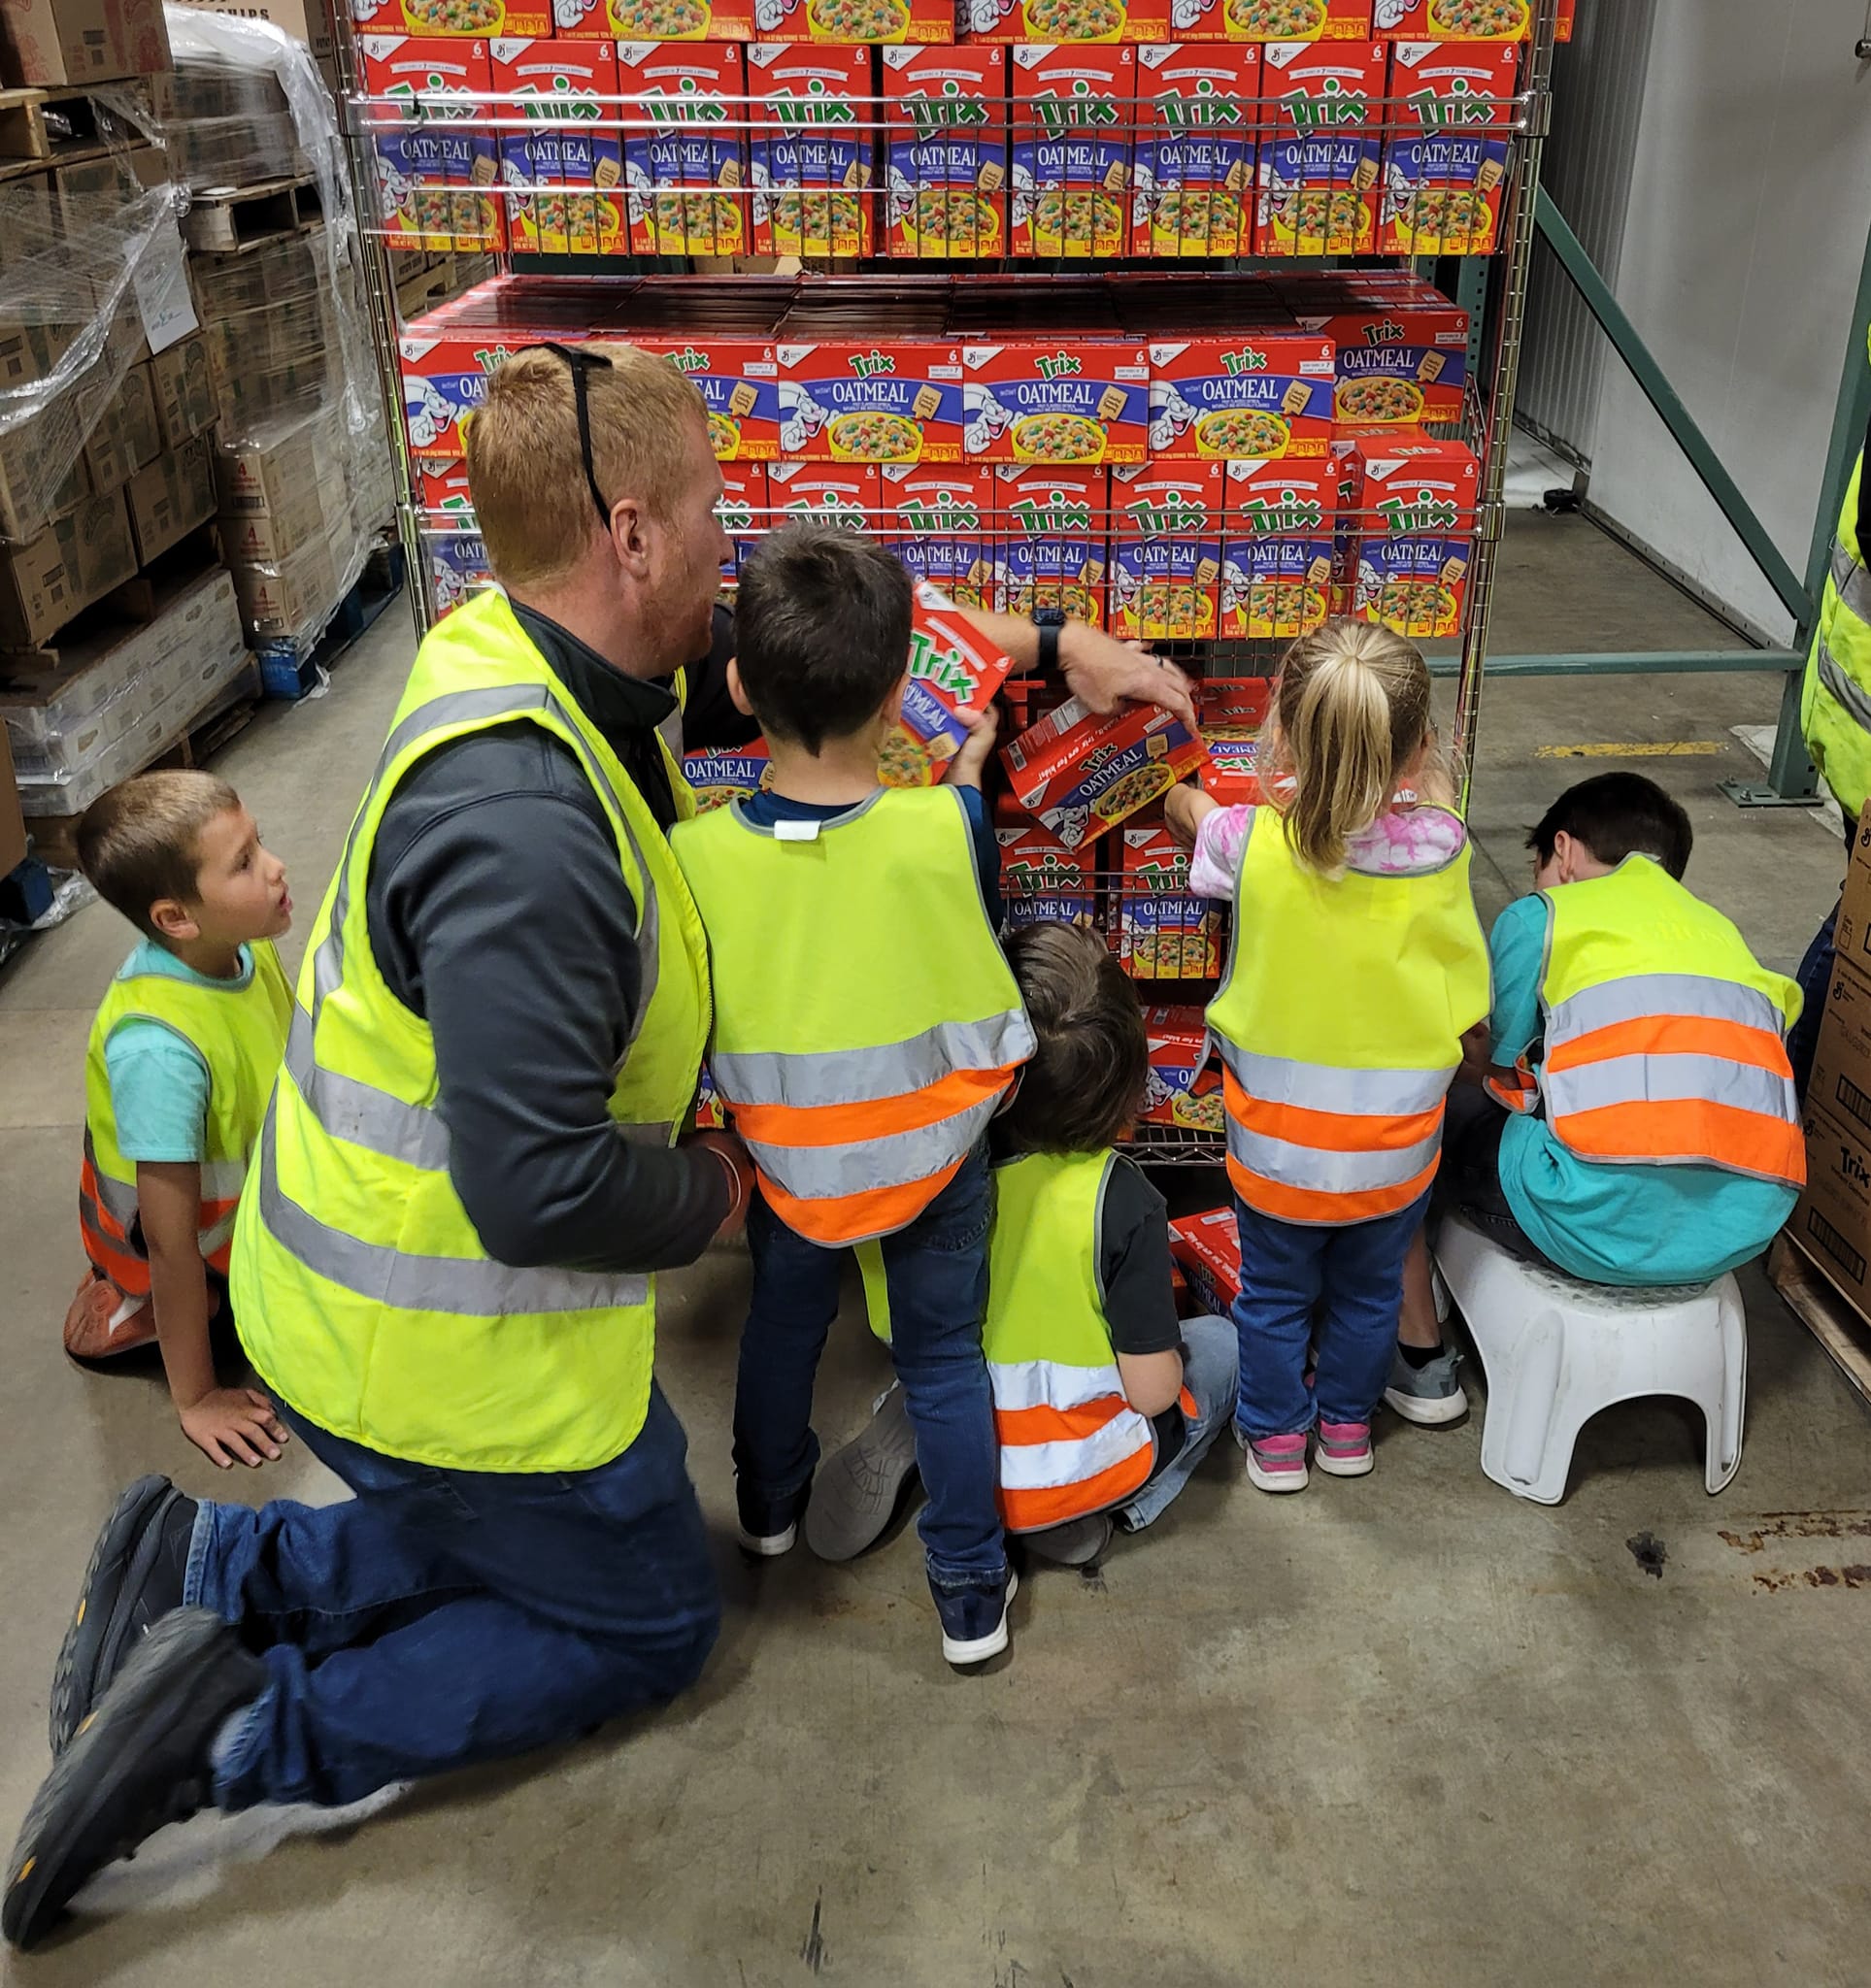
left=1167, top=619, right=1490, bottom=1492
left=70, top=771, right=294, bottom=1470
left=1388, top=771, right=1806, bottom=1423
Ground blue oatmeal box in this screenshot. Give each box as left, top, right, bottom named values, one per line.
left=1147, top=335, right=1335, bottom=462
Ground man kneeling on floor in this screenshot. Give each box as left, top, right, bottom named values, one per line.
left=4, top=343, right=754, bottom=1950
left=1388, top=772, right=1807, bottom=1426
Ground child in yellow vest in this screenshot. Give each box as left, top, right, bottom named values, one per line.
left=1166, top=620, right=1489, bottom=1492
left=71, top=771, right=293, bottom=1471
left=670, top=523, right=1034, bottom=1667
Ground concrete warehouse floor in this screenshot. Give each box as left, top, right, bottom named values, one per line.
left=3, top=513, right=1869, bottom=1988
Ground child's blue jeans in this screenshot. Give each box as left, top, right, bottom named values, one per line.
left=734, top=1144, right=1006, bottom=1592
left=1230, top=1190, right=1431, bottom=1440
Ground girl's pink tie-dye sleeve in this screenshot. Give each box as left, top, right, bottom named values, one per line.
left=1188, top=805, right=1253, bottom=899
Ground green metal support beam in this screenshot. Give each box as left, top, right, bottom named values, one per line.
left=1429, top=649, right=1800, bottom=679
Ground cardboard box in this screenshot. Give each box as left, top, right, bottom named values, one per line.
left=0, top=0, right=171, bottom=86
left=755, top=0, right=945, bottom=41
left=0, top=727, right=25, bottom=879
left=1256, top=39, right=1386, bottom=255
left=963, top=340, right=1150, bottom=466
left=765, top=459, right=886, bottom=534
left=1200, top=676, right=1272, bottom=728
left=216, top=484, right=330, bottom=565
left=1134, top=45, right=1256, bottom=258
left=1387, top=0, right=1568, bottom=40
left=215, top=414, right=348, bottom=519
left=1220, top=455, right=1335, bottom=638
left=996, top=815, right=1095, bottom=928
left=1350, top=432, right=1479, bottom=641
left=1121, top=819, right=1221, bottom=977
left=749, top=42, right=874, bottom=258
left=1221, top=0, right=1369, bottom=34
left=491, top=38, right=624, bottom=258
left=0, top=488, right=136, bottom=647
left=885, top=462, right=994, bottom=611
left=126, top=436, right=214, bottom=564
left=681, top=741, right=770, bottom=812
left=555, top=0, right=752, bottom=39
left=1109, top=459, right=1224, bottom=641
left=1168, top=1206, right=1240, bottom=1317
left=1001, top=692, right=1206, bottom=847
left=172, top=0, right=334, bottom=61
left=230, top=538, right=340, bottom=642
left=883, top=45, right=1007, bottom=260
left=0, top=402, right=90, bottom=543
left=1827, top=803, right=1871, bottom=977
left=636, top=337, right=781, bottom=463
left=148, top=336, right=217, bottom=451
left=1379, top=40, right=1516, bottom=256
left=359, top=37, right=500, bottom=256
left=1200, top=733, right=1260, bottom=806
left=716, top=457, right=764, bottom=576
left=1285, top=293, right=1470, bottom=428
left=777, top=340, right=965, bottom=464
left=350, top=0, right=549, bottom=39
left=990, top=462, right=1107, bottom=626
left=1010, top=45, right=1133, bottom=259
left=617, top=41, right=747, bottom=258
left=83, top=361, right=162, bottom=494
left=1141, top=1006, right=1220, bottom=1127
left=1148, top=332, right=1335, bottom=462
left=1807, top=945, right=1871, bottom=1142
left=883, top=577, right=1015, bottom=786
left=1790, top=1099, right=1871, bottom=1319
left=425, top=527, right=492, bottom=616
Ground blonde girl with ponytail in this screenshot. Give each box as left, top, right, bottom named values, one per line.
left=1166, top=620, right=1488, bottom=1494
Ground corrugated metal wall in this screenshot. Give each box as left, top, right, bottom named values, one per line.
left=1514, top=0, right=1657, bottom=467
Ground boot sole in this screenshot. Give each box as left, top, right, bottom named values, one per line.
left=1384, top=1383, right=1469, bottom=1428
left=803, top=1397, right=919, bottom=1564
left=50, top=1477, right=178, bottom=1756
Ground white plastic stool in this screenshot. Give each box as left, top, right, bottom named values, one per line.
left=1432, top=1215, right=1747, bottom=1505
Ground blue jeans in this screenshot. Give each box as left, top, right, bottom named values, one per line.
left=735, top=1146, right=1005, bottom=1589
left=1789, top=894, right=1840, bottom=1098
left=186, top=1383, right=719, bottom=1811
left=1112, top=1314, right=1237, bottom=1531
left=1230, top=1191, right=1431, bottom=1440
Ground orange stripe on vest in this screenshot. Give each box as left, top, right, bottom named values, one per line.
left=999, top=1441, right=1156, bottom=1535
left=729, top=1064, right=1019, bottom=1150
left=755, top=1151, right=968, bottom=1248
left=1546, top=1012, right=1791, bottom=1077
left=1559, top=1097, right=1807, bottom=1181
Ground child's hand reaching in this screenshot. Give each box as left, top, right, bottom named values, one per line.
left=180, top=1386, right=290, bottom=1470
left=1163, top=779, right=1218, bottom=848
left=942, top=702, right=999, bottom=790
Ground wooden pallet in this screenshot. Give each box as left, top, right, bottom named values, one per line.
left=184, top=176, right=324, bottom=255
left=258, top=542, right=406, bottom=701
left=0, top=81, right=147, bottom=165
left=1769, top=1234, right=1871, bottom=1411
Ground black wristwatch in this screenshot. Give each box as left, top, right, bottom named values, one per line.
left=1032, top=606, right=1068, bottom=678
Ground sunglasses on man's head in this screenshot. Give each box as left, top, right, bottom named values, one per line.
left=518, top=342, right=614, bottom=531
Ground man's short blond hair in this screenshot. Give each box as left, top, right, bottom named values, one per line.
left=77, top=770, right=241, bottom=944
left=466, top=343, right=710, bottom=588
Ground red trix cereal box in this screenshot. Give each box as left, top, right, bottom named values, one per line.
left=1141, top=1007, right=1220, bottom=1129
left=1001, top=695, right=1208, bottom=848
left=959, top=0, right=1133, bottom=44
left=1385, top=0, right=1570, bottom=41
left=351, top=0, right=549, bottom=40
left=417, top=457, right=476, bottom=523
left=1379, top=40, right=1516, bottom=256
left=635, top=337, right=781, bottom=462
left=883, top=46, right=1009, bottom=259
left=748, top=44, right=874, bottom=257
left=1169, top=1207, right=1241, bottom=1314
left=555, top=0, right=752, bottom=40
left=716, top=458, right=766, bottom=576
left=1223, top=0, right=1370, bottom=36
left=991, top=463, right=1108, bottom=627
left=760, top=0, right=951, bottom=42
left=882, top=578, right=1017, bottom=787
left=778, top=340, right=966, bottom=464
left=1010, top=45, right=1134, bottom=259
left=1256, top=39, right=1387, bottom=255
left=1121, top=824, right=1222, bottom=981
left=617, top=42, right=748, bottom=258
left=694, top=1064, right=725, bottom=1131
left=1286, top=293, right=1469, bottom=427
left=1148, top=333, right=1335, bottom=462
left=402, top=325, right=560, bottom=458
left=1134, top=46, right=1257, bottom=259
left=361, top=38, right=501, bottom=255
left=962, top=340, right=1150, bottom=465
left=682, top=740, right=771, bottom=812
left=1109, top=460, right=1225, bottom=642
left=1350, top=433, right=1480, bottom=641
left=1200, top=734, right=1262, bottom=805
left=491, top=40, right=624, bottom=259
left=765, top=460, right=886, bottom=533
left=997, top=815, right=1096, bottom=931
left=1220, top=455, right=1335, bottom=638
left=885, top=463, right=995, bottom=611
left=1200, top=676, right=1271, bottom=728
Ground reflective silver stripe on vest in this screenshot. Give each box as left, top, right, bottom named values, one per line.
left=1215, top=1042, right=1455, bottom=1120
left=711, top=1009, right=1036, bottom=1110
left=1223, top=1114, right=1442, bottom=1198
left=83, top=1130, right=142, bottom=1225
left=743, top=1087, right=1006, bottom=1205
left=1817, top=631, right=1871, bottom=739
left=1831, top=536, right=1871, bottom=622
left=253, top=1098, right=649, bottom=1317
left=290, top=680, right=665, bottom=1170
left=1545, top=1052, right=1797, bottom=1124
left=1546, top=973, right=1786, bottom=1050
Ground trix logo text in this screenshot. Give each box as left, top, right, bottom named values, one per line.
left=662, top=348, right=712, bottom=375
left=1160, top=79, right=1245, bottom=133
left=1033, top=351, right=1083, bottom=381
left=1281, top=77, right=1368, bottom=137
left=906, top=632, right=977, bottom=699
left=1004, top=853, right=1082, bottom=892
left=907, top=81, right=989, bottom=142
left=1126, top=495, right=1210, bottom=535
left=516, top=83, right=600, bottom=124
left=1009, top=494, right=1092, bottom=536
left=1218, top=348, right=1269, bottom=377
left=1362, top=317, right=1407, bottom=347
left=642, top=80, right=728, bottom=136
left=1377, top=489, right=1461, bottom=533
left=1032, top=82, right=1119, bottom=141
left=771, top=79, right=857, bottom=132
left=472, top=346, right=519, bottom=375
left=848, top=349, right=897, bottom=380
left=1408, top=80, right=1496, bottom=131
left=1240, top=492, right=1323, bottom=535
left=898, top=494, right=981, bottom=532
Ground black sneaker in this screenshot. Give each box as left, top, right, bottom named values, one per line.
left=5, top=1608, right=266, bottom=1953
left=735, top=1477, right=810, bottom=1558
left=50, top=1477, right=197, bottom=1754
left=933, top=1569, right=1017, bottom=1667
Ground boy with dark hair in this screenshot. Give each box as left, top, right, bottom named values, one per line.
left=669, top=522, right=1034, bottom=1666
left=70, top=770, right=294, bottom=1469
left=1389, top=771, right=1804, bottom=1425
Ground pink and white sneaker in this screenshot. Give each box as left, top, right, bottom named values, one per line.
left=1239, top=1429, right=1309, bottom=1494
left=1315, top=1419, right=1375, bottom=1478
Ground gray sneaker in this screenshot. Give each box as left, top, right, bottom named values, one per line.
left=804, top=1383, right=919, bottom=1563
left=1022, top=1513, right=1114, bottom=1568
left=1384, top=1344, right=1469, bottom=1426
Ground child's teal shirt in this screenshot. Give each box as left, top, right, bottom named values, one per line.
left=1489, top=894, right=1797, bottom=1285
left=102, top=940, right=260, bottom=1165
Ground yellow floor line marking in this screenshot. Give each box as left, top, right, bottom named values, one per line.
left=1533, top=741, right=1728, bottom=760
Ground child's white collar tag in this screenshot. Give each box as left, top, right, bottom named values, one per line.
left=774, top=817, right=820, bottom=843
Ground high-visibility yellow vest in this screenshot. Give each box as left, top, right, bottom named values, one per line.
left=1524, top=855, right=1804, bottom=1185
left=1800, top=329, right=1871, bottom=817
left=670, top=786, right=1033, bottom=1246
left=81, top=943, right=291, bottom=1295
left=231, top=588, right=712, bottom=1473
left=1206, top=805, right=1489, bottom=1225
left=984, top=1149, right=1195, bottom=1534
